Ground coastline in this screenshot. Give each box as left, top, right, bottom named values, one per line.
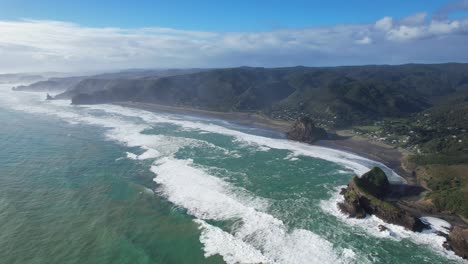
left=115, top=102, right=412, bottom=182
left=115, top=102, right=293, bottom=133
left=102, top=103, right=468, bottom=262
left=118, top=102, right=467, bottom=223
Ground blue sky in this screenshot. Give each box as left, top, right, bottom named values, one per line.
left=0, top=0, right=457, bottom=31
left=0, top=0, right=468, bottom=72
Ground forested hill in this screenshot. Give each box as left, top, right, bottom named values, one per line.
left=46, top=63, right=468, bottom=127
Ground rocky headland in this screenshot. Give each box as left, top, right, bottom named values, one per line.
left=339, top=167, right=468, bottom=259
left=338, top=167, right=428, bottom=231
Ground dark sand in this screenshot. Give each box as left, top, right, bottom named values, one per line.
left=316, top=131, right=415, bottom=184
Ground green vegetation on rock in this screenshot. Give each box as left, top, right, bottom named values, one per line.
left=354, top=167, right=390, bottom=198
left=340, top=173, right=426, bottom=231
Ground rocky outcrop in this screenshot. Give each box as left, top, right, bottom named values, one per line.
left=287, top=117, right=327, bottom=143
left=444, top=226, right=468, bottom=259
left=46, top=93, right=53, bottom=100
left=339, top=167, right=428, bottom=232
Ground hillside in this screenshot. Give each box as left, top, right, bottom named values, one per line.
left=13, top=68, right=204, bottom=94
left=351, top=99, right=468, bottom=219
left=53, top=63, right=468, bottom=127
left=13, top=76, right=87, bottom=92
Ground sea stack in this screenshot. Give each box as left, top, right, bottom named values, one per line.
left=287, top=116, right=327, bottom=143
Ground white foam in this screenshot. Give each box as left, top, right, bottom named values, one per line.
left=126, top=152, right=138, bottom=160
left=151, top=157, right=342, bottom=264
left=195, top=219, right=270, bottom=264
left=420, top=217, right=452, bottom=235
left=284, top=153, right=299, bottom=161
left=340, top=248, right=357, bottom=262
left=137, top=149, right=161, bottom=160
left=126, top=149, right=160, bottom=161
left=320, top=187, right=467, bottom=262
left=0, top=87, right=399, bottom=182
left=83, top=103, right=405, bottom=183
left=1, top=86, right=435, bottom=263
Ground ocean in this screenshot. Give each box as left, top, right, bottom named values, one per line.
left=0, top=84, right=464, bottom=264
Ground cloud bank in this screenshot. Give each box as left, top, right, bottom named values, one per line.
left=1, top=7, right=468, bottom=73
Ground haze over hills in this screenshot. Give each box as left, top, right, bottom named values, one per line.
left=13, top=68, right=205, bottom=93
left=29, top=63, right=468, bottom=127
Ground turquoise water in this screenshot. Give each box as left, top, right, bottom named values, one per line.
left=0, top=85, right=464, bottom=263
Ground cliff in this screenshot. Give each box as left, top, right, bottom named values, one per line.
left=444, top=226, right=468, bottom=259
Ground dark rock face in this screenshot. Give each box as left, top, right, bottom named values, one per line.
left=444, top=227, right=468, bottom=259
left=339, top=167, right=429, bottom=232
left=46, top=93, right=53, bottom=100
left=338, top=188, right=366, bottom=218
left=378, top=225, right=388, bottom=232
left=287, top=117, right=327, bottom=143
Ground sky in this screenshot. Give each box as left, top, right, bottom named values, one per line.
left=0, top=0, right=468, bottom=73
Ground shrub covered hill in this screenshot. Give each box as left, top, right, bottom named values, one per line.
left=54, top=63, right=468, bottom=128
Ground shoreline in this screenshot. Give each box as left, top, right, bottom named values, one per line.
left=115, top=102, right=412, bottom=182
left=316, top=130, right=415, bottom=184
left=115, top=102, right=293, bottom=133
left=118, top=102, right=467, bottom=222
left=82, top=101, right=468, bottom=259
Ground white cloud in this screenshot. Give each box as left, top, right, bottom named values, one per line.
left=386, top=19, right=466, bottom=41
left=375, top=16, right=393, bottom=31
left=387, top=26, right=426, bottom=41
left=428, top=20, right=460, bottom=35
left=0, top=16, right=468, bottom=73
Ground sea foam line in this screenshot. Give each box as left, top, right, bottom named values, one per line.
left=1, top=87, right=413, bottom=263
left=151, top=157, right=345, bottom=264
left=0, top=88, right=348, bottom=263
left=84, top=103, right=405, bottom=183
left=0, top=86, right=402, bottom=182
